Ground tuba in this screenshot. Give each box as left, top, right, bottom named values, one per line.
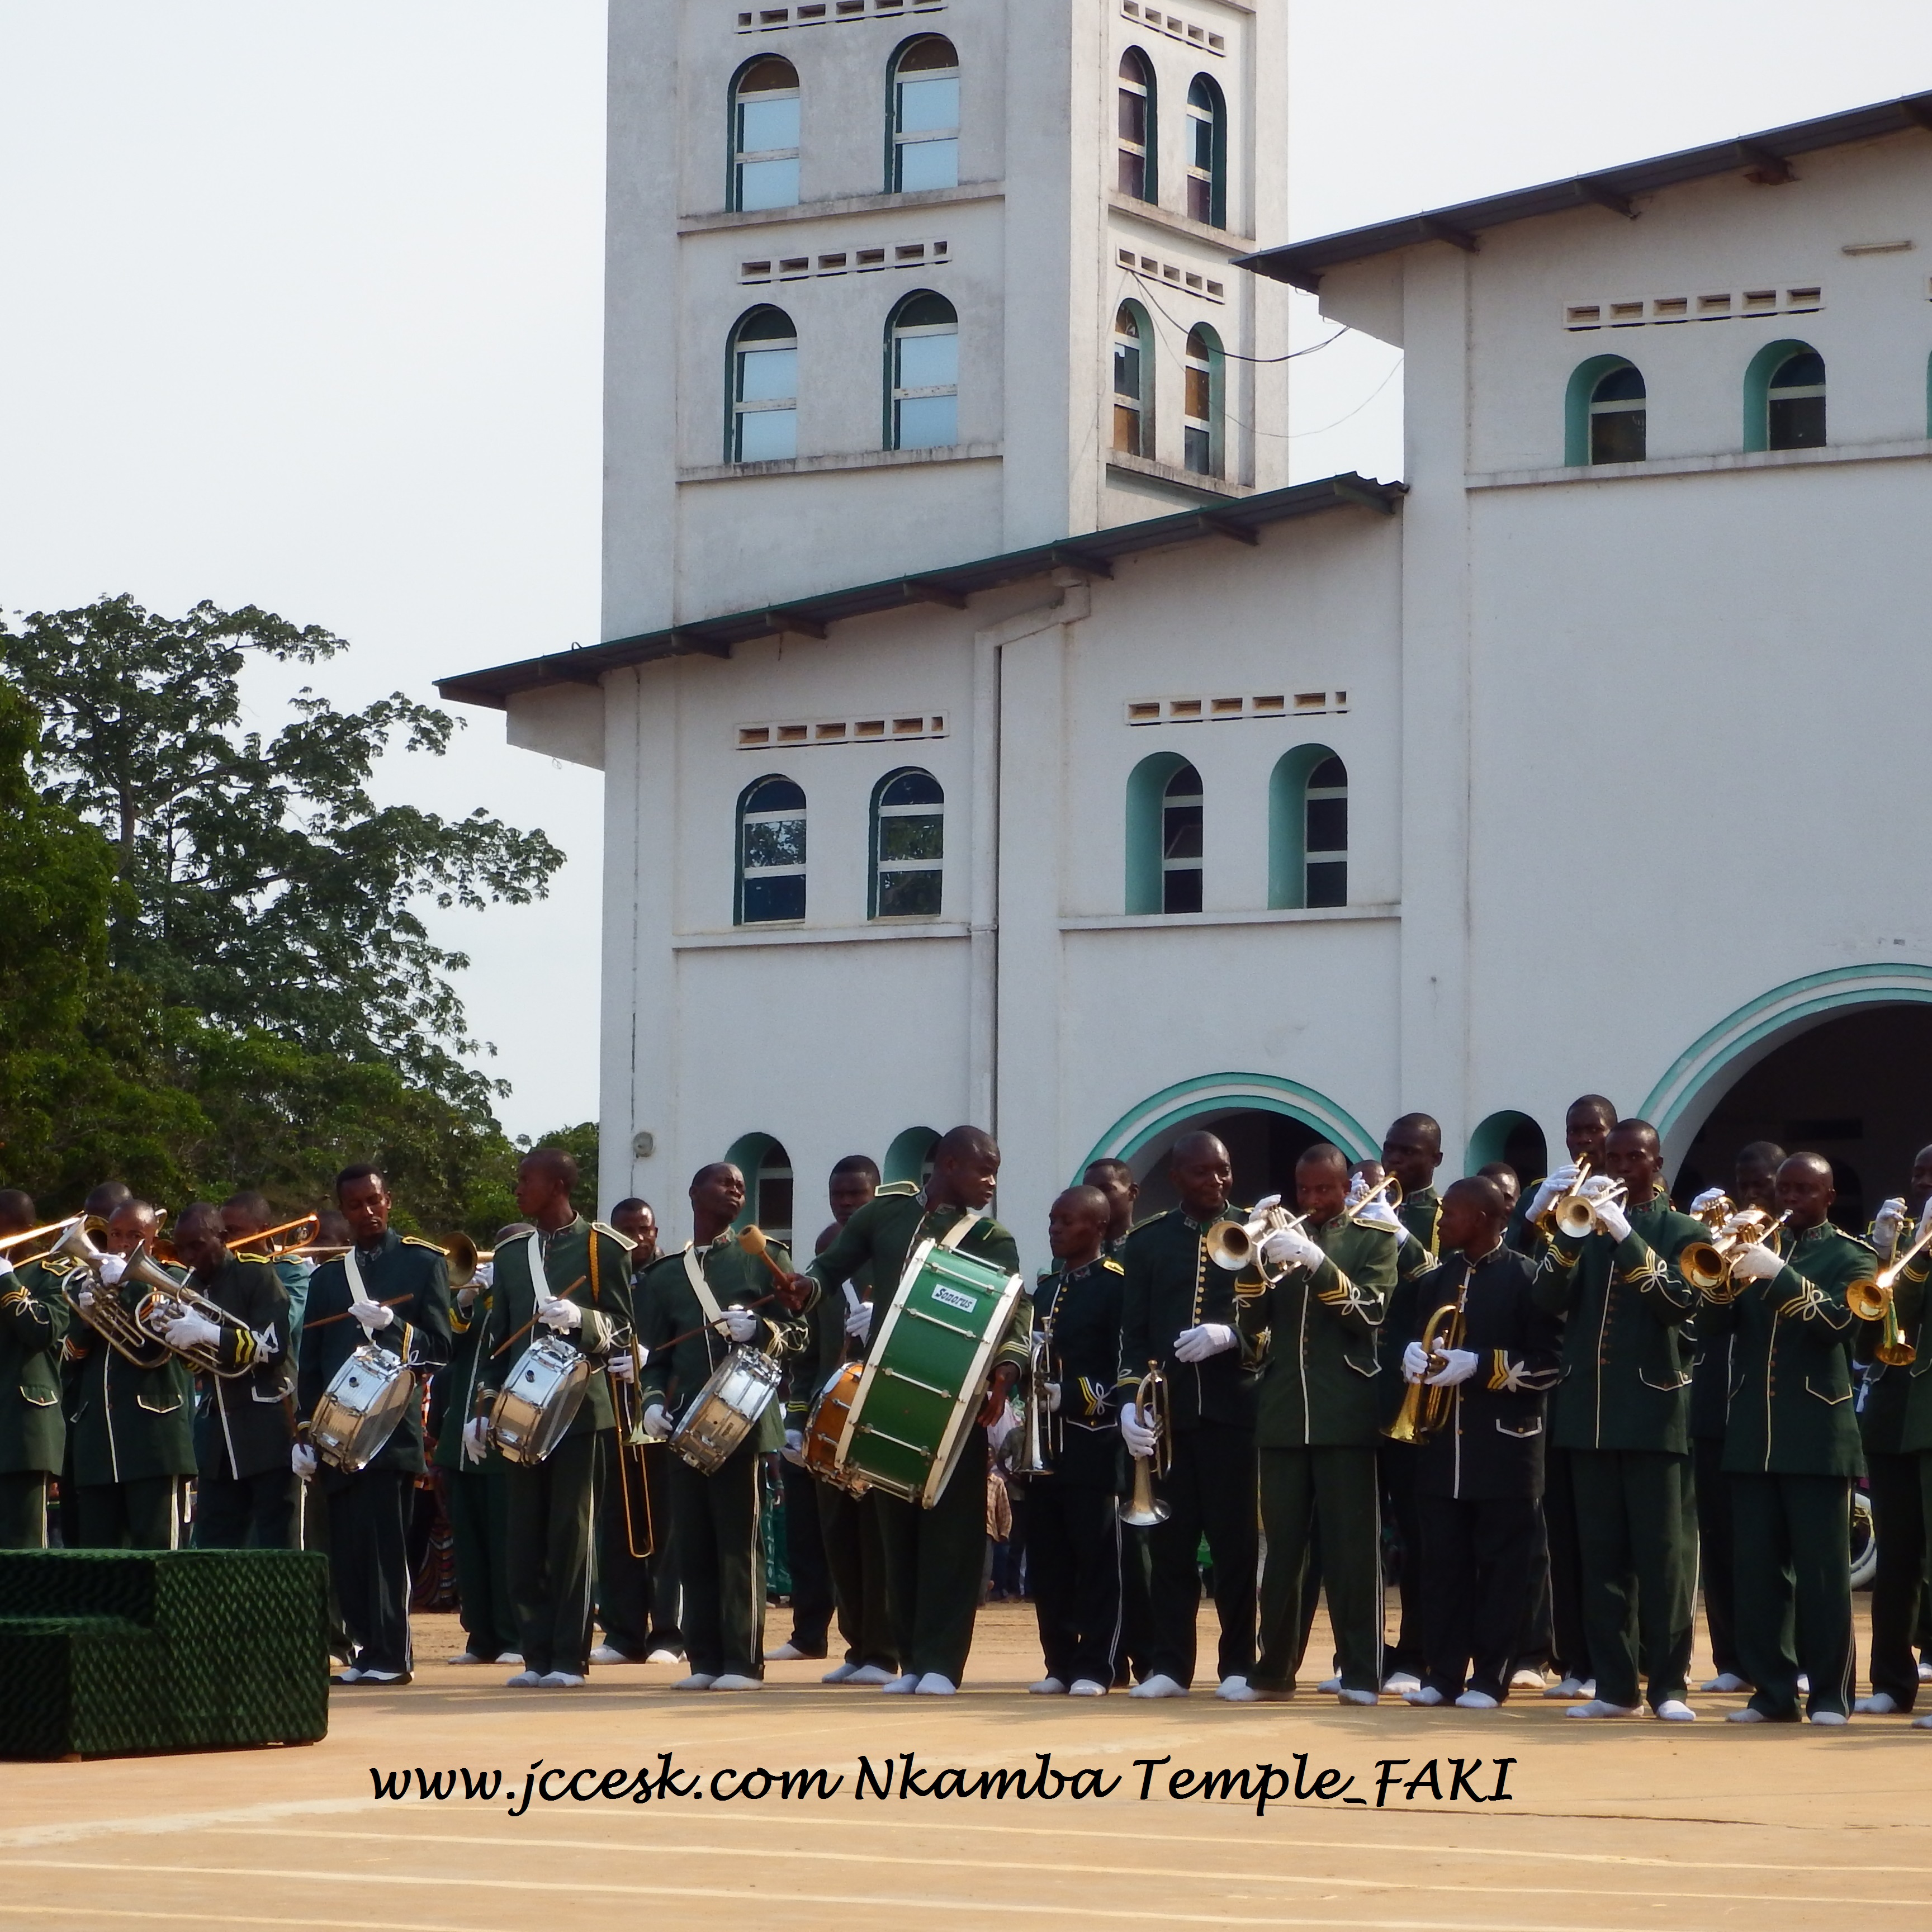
left=126, top=1243, right=257, bottom=1378
left=1383, top=1297, right=1466, bottom=1445
left=1121, top=1360, right=1171, bottom=1527
left=1686, top=1208, right=1791, bottom=1304
left=1011, top=1316, right=1060, bottom=1478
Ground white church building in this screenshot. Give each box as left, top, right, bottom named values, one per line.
left=442, top=0, right=1932, bottom=1266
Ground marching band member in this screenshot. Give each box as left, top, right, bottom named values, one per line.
left=1026, top=1185, right=1126, bottom=1698
left=473, top=1148, right=634, bottom=1688
left=1116, top=1131, right=1258, bottom=1701
left=636, top=1162, right=801, bottom=1692
left=295, top=1166, right=452, bottom=1686
left=1241, top=1143, right=1398, bottom=1704
left=1398, top=1177, right=1562, bottom=1707
left=223, top=1190, right=314, bottom=1355
left=801, top=1125, right=1027, bottom=1696
left=1083, top=1159, right=1140, bottom=1256
left=0, top=1190, right=67, bottom=1549
left=1530, top=1118, right=1703, bottom=1721
left=63, top=1198, right=195, bottom=1550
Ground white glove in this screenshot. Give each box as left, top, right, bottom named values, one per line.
left=1173, top=1322, right=1238, bottom=1363
left=782, top=1427, right=805, bottom=1464
left=1690, top=1187, right=1729, bottom=1215
left=538, top=1295, right=582, bottom=1333
left=352, top=1301, right=395, bottom=1334
left=1579, top=1174, right=1618, bottom=1200
left=1918, top=1199, right=1932, bottom=1241
left=1528, top=1164, right=1580, bottom=1219
left=1355, top=1196, right=1406, bottom=1237
left=1592, top=1199, right=1632, bottom=1245
left=75, top=1286, right=96, bottom=1310
left=473, top=1262, right=495, bottom=1289
left=0, top=1256, right=13, bottom=1279
left=165, top=1311, right=221, bottom=1352
left=642, top=1402, right=672, bottom=1441
left=97, top=1254, right=126, bottom=1285
left=1401, top=1339, right=1431, bottom=1383
left=1251, top=1193, right=1282, bottom=1216
left=455, top=1283, right=479, bottom=1315
left=1044, top=1381, right=1063, bottom=1414
left=1872, top=1197, right=1907, bottom=1247
left=1259, top=1225, right=1324, bottom=1273
left=291, top=1442, right=318, bottom=1480
left=718, top=1306, right=760, bottom=1344
left=1729, top=1243, right=1784, bottom=1284
left=607, top=1349, right=635, bottom=1382
left=461, top=1415, right=491, bottom=1464
left=844, top=1299, right=873, bottom=1339
left=1120, top=1402, right=1159, bottom=1458
left=1426, top=1347, right=1480, bottom=1388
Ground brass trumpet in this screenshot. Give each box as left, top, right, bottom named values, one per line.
left=443, top=1232, right=494, bottom=1292
left=1121, top=1360, right=1171, bottom=1528
left=1846, top=1211, right=1930, bottom=1350
left=1383, top=1297, right=1466, bottom=1445
left=1535, top=1162, right=1613, bottom=1239
left=1345, top=1171, right=1404, bottom=1227
left=1205, top=1203, right=1309, bottom=1283
left=1684, top=1208, right=1791, bottom=1303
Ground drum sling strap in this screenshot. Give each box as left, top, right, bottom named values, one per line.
left=342, top=1246, right=412, bottom=1362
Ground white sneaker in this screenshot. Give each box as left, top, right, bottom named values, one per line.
left=1317, top=1674, right=1343, bottom=1692
left=1069, top=1678, right=1108, bottom=1697
left=673, top=1673, right=717, bottom=1691
left=589, top=1644, right=632, bottom=1666
left=504, top=1670, right=541, bottom=1688
left=1796, top=1674, right=1810, bottom=1693
left=821, top=1661, right=860, bottom=1683
left=1920, top=1662, right=1931, bottom=1684
left=1702, top=1672, right=1748, bottom=1692
left=538, top=1671, right=585, bottom=1688
left=1129, top=1674, right=1188, bottom=1699
left=1404, top=1685, right=1444, bottom=1705
left=1337, top=1687, right=1377, bottom=1706
left=1216, top=1675, right=1261, bottom=1702
left=1912, top=1711, right=1932, bottom=1728
left=447, top=1651, right=494, bottom=1666
left=1855, top=1693, right=1898, bottom=1715
left=1455, top=1690, right=1499, bottom=1710
left=848, top=1664, right=896, bottom=1685
left=1382, top=1670, right=1422, bottom=1694
left=1808, top=1709, right=1848, bottom=1726
left=1726, top=1706, right=1770, bottom=1723
left=1509, top=1668, right=1548, bottom=1690
left=1654, top=1699, right=1696, bottom=1722
left=913, top=1673, right=956, bottom=1696
left=1543, top=1675, right=1590, bottom=1699
left=880, top=1673, right=918, bottom=1693
left=1029, top=1677, right=1068, bottom=1696
left=766, top=1642, right=809, bottom=1661
left=645, top=1647, right=681, bottom=1664
left=711, top=1673, right=761, bottom=1691
left=330, top=1666, right=363, bottom=1684
left=1565, top=1699, right=1638, bottom=1718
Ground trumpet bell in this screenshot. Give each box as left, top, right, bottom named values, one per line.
left=1120, top=1490, right=1170, bottom=1529
left=1679, top=1240, right=1727, bottom=1292
left=1552, top=1196, right=1598, bottom=1240
left=445, top=1232, right=480, bottom=1289
left=1203, top=1221, right=1254, bottom=1272
left=1875, top=1336, right=1917, bottom=1367
left=1845, top=1277, right=1890, bottom=1324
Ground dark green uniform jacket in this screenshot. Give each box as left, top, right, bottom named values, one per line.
left=1117, top=1206, right=1256, bottom=1432
left=190, top=1256, right=293, bottom=1480
left=1532, top=1193, right=1703, bottom=1455
left=1032, top=1256, right=1126, bottom=1486
left=429, top=1278, right=499, bottom=1472
left=475, top=1219, right=634, bottom=1441
left=298, top=1232, right=453, bottom=1476
left=0, top=1258, right=69, bottom=1476
left=1395, top=1185, right=1442, bottom=1282
left=61, top=1264, right=195, bottom=1485
left=638, top=1234, right=801, bottom=1455
left=1707, top=1220, right=1867, bottom=1478
left=1869, top=1232, right=1932, bottom=1455
left=1240, top=1215, right=1395, bottom=1448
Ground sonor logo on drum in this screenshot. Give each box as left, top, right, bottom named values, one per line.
left=931, top=1285, right=978, bottom=1314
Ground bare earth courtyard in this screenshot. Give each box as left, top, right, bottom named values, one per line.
left=1, top=1599, right=1924, bottom=1931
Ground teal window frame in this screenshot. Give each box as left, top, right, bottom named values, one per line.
left=1117, top=48, right=1157, bottom=203
left=1112, top=299, right=1153, bottom=459
left=727, top=305, right=799, bottom=463
left=1744, top=338, right=1824, bottom=452
left=1268, top=744, right=1346, bottom=910
left=1565, top=354, right=1642, bottom=467
left=883, top=290, right=959, bottom=451
left=723, top=1131, right=793, bottom=1246
left=1125, top=750, right=1192, bottom=914
left=1184, top=73, right=1227, bottom=229
left=1183, top=323, right=1224, bottom=477
left=886, top=34, right=960, bottom=193
left=728, top=55, right=802, bottom=214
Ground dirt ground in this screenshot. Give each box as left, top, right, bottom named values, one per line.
left=3, top=1597, right=1926, bottom=1932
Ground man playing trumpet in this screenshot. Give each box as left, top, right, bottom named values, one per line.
left=0, top=1190, right=69, bottom=1550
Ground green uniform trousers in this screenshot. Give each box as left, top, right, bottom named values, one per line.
left=594, top=1435, right=656, bottom=1659
left=325, top=1467, right=414, bottom=1676
left=194, top=1467, right=296, bottom=1550
left=0, top=1472, right=48, bottom=1549
left=669, top=1443, right=764, bottom=1680
left=1732, top=1471, right=1854, bottom=1720
left=504, top=1430, right=599, bottom=1677
left=874, top=1431, right=989, bottom=1686
left=1255, top=1445, right=1382, bottom=1694
left=447, top=1462, right=519, bottom=1659
left=1691, top=1438, right=1742, bottom=1680
left=818, top=1479, right=896, bottom=1672
left=1866, top=1449, right=1925, bottom=1708
left=71, top=1477, right=182, bottom=1551
left=1570, top=1448, right=1694, bottom=1711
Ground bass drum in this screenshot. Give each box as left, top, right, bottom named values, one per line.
left=309, top=1344, right=416, bottom=1473
left=802, top=1361, right=868, bottom=1495
left=671, top=1347, right=785, bottom=1475
left=489, top=1334, right=594, bottom=1466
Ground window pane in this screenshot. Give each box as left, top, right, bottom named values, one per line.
left=897, top=137, right=958, bottom=191
left=1775, top=351, right=1825, bottom=389
left=747, top=776, right=805, bottom=812
left=1590, top=408, right=1646, bottom=463
left=877, top=869, right=944, bottom=917
left=896, top=394, right=957, bottom=448
left=738, top=344, right=797, bottom=402
left=1114, top=341, right=1140, bottom=399
left=1768, top=395, right=1826, bottom=449
left=1185, top=364, right=1210, bottom=418
left=881, top=770, right=943, bottom=808
left=896, top=332, right=958, bottom=389
left=1593, top=364, right=1645, bottom=403
left=1184, top=424, right=1210, bottom=473
left=1117, top=149, right=1145, bottom=198
left=1163, top=868, right=1202, bottom=915
left=897, top=76, right=959, bottom=134
left=879, top=814, right=944, bottom=861
left=736, top=406, right=796, bottom=461
left=1112, top=402, right=1142, bottom=454
left=759, top=1173, right=794, bottom=1234
left=738, top=97, right=799, bottom=153
left=1187, top=175, right=1211, bottom=223
left=744, top=818, right=806, bottom=869
left=1117, top=91, right=1146, bottom=144
left=738, top=156, right=800, bottom=211
left=743, top=874, right=806, bottom=923
left=1163, top=803, right=1202, bottom=860
left=1305, top=861, right=1347, bottom=910
left=1305, top=797, right=1347, bottom=853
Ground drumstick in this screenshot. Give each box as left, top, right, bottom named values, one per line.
left=649, top=1286, right=794, bottom=1356
left=490, top=1274, right=590, bottom=1356
left=302, top=1291, right=414, bottom=1333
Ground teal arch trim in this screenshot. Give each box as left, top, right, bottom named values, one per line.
left=722, top=1130, right=781, bottom=1230
left=1190, top=320, right=1226, bottom=477
left=1742, top=337, right=1816, bottom=453
left=883, top=1125, right=939, bottom=1185
left=1125, top=749, right=1190, bottom=914
left=1467, top=1109, right=1539, bottom=1174
left=1564, top=353, right=1635, bottom=467
left=1078, top=1072, right=1377, bottom=1181
left=1267, top=742, right=1338, bottom=909
left=1640, top=964, right=1932, bottom=1158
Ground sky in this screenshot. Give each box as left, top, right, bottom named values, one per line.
left=2, top=1, right=1929, bottom=1139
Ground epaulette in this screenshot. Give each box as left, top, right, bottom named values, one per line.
left=1839, top=1230, right=1878, bottom=1254
left=1102, top=1256, right=1125, bottom=1275
left=876, top=1180, right=922, bottom=1199
left=401, top=1235, right=444, bottom=1252
left=591, top=1219, right=638, bottom=1252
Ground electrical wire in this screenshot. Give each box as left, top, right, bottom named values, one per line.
left=1124, top=265, right=1349, bottom=364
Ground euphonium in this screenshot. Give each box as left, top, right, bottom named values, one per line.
left=127, top=1243, right=257, bottom=1378
left=50, top=1220, right=168, bottom=1367
left=1382, top=1299, right=1465, bottom=1445
left=1121, top=1360, right=1171, bottom=1528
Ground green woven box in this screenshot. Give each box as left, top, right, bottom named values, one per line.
left=0, top=1550, right=329, bottom=1759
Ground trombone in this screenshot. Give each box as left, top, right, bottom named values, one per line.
left=1383, top=1295, right=1466, bottom=1445
left=1121, top=1361, right=1170, bottom=1527
left=224, top=1214, right=323, bottom=1262
left=0, top=1214, right=86, bottom=1263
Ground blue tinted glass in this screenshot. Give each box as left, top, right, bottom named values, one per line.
left=896, top=394, right=957, bottom=448
left=736, top=406, right=796, bottom=461
left=738, top=344, right=796, bottom=402
left=898, top=76, right=958, bottom=134
left=896, top=332, right=956, bottom=389
left=896, top=137, right=958, bottom=191
left=738, top=97, right=799, bottom=154
left=737, top=155, right=799, bottom=211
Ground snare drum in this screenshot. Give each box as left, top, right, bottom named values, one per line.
left=836, top=1238, right=1024, bottom=1508
left=670, top=1347, right=785, bottom=1475
left=489, top=1333, right=594, bottom=1465
left=309, top=1343, right=416, bottom=1473
left=803, top=1360, right=868, bottom=1495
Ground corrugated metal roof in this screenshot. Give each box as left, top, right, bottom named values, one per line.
left=1240, top=89, right=1932, bottom=293
left=436, top=471, right=1405, bottom=709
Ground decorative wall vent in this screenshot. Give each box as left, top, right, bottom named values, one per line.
left=738, top=713, right=949, bottom=749
left=1125, top=691, right=1348, bottom=725
left=1565, top=286, right=1822, bottom=329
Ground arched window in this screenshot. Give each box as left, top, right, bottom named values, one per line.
left=1117, top=50, right=1156, bottom=202
left=1160, top=762, right=1204, bottom=912
left=1183, top=324, right=1222, bottom=476
left=731, top=56, right=801, bottom=212
left=728, top=306, right=797, bottom=462
left=723, top=1133, right=794, bottom=1247
left=870, top=766, right=944, bottom=917
left=1268, top=746, right=1347, bottom=910
left=1125, top=751, right=1202, bottom=915
left=886, top=291, right=958, bottom=449
left=1112, top=301, right=1152, bottom=458
left=1767, top=346, right=1826, bottom=450
left=1184, top=74, right=1226, bottom=227
left=1564, top=354, right=1645, bottom=466
left=736, top=774, right=806, bottom=924
left=889, top=36, right=959, bottom=192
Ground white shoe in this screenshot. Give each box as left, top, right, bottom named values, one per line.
left=848, top=1664, right=896, bottom=1685
left=1509, top=1668, right=1548, bottom=1690
left=1855, top=1693, right=1898, bottom=1715
left=673, top=1673, right=717, bottom=1691
left=1727, top=1706, right=1770, bottom=1723
left=1129, top=1674, right=1188, bottom=1699
left=913, top=1673, right=956, bottom=1696
left=538, top=1671, right=585, bottom=1688
left=1337, top=1687, right=1377, bottom=1706
left=645, top=1647, right=681, bottom=1664
left=1382, top=1670, right=1421, bottom=1694
left=1317, top=1674, right=1342, bottom=1693
left=1654, top=1699, right=1696, bottom=1722
left=589, top=1644, right=632, bottom=1665
left=1797, top=1674, right=1810, bottom=1692
left=1912, top=1711, right=1932, bottom=1727
left=821, top=1661, right=860, bottom=1683
left=1069, top=1678, right=1108, bottom=1697
left=1808, top=1709, right=1848, bottom=1726
left=1216, top=1675, right=1261, bottom=1702
left=504, top=1670, right=541, bottom=1688
left=1029, top=1677, right=1068, bottom=1696
left=447, top=1651, right=495, bottom=1666
left=330, top=1666, right=363, bottom=1685
left=1543, top=1676, right=1592, bottom=1699
left=1920, top=1662, right=1931, bottom=1684
left=1455, top=1690, right=1499, bottom=1710
left=1404, top=1685, right=1444, bottom=1705
left=1702, top=1673, right=1748, bottom=1693
left=880, top=1673, right=918, bottom=1693
left=1565, top=1699, right=1638, bottom=1718
left=711, top=1673, right=760, bottom=1691
left=766, top=1642, right=809, bottom=1661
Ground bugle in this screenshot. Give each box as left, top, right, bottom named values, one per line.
left=1383, top=1297, right=1466, bottom=1446
left=1853, top=1206, right=1921, bottom=1366
left=1121, top=1360, right=1171, bottom=1528
left=1205, top=1203, right=1307, bottom=1282
left=1687, top=1208, right=1792, bottom=1303
left=1344, top=1171, right=1404, bottom=1227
